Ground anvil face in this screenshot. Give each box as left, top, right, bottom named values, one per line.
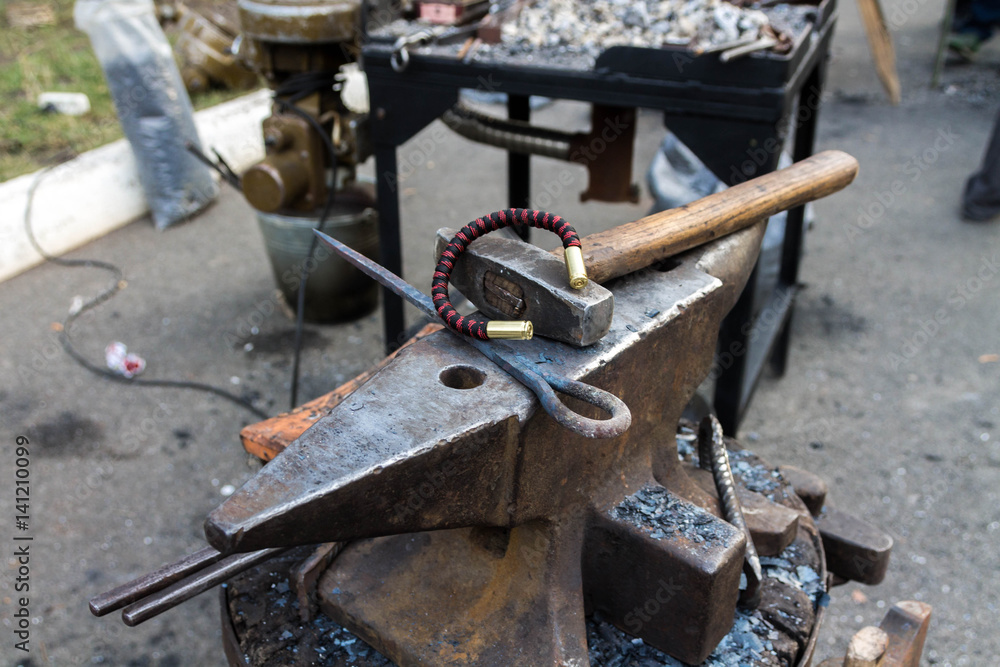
left=206, top=226, right=764, bottom=664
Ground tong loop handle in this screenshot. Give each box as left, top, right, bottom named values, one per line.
left=489, top=349, right=631, bottom=439
left=538, top=371, right=631, bottom=439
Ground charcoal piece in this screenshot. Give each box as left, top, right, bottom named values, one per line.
left=225, top=547, right=392, bottom=666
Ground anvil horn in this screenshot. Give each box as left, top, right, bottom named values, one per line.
left=205, top=337, right=534, bottom=554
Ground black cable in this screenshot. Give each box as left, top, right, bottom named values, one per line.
left=24, top=166, right=269, bottom=421
left=184, top=141, right=242, bottom=191
left=272, top=97, right=339, bottom=410
left=273, top=72, right=340, bottom=104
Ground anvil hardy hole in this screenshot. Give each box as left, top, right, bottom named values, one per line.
left=439, top=365, right=487, bottom=390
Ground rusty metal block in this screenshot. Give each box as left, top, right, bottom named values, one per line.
left=583, top=486, right=744, bottom=664
left=878, top=600, right=931, bottom=667
left=320, top=524, right=589, bottom=665
left=686, top=465, right=801, bottom=557
left=815, top=506, right=893, bottom=585
left=778, top=465, right=828, bottom=516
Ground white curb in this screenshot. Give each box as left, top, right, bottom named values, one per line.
left=0, top=89, right=271, bottom=283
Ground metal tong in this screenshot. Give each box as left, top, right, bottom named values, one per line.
left=89, top=545, right=286, bottom=626
left=313, top=230, right=632, bottom=439
left=390, top=22, right=483, bottom=72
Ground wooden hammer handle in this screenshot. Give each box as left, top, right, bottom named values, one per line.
left=573, top=150, right=859, bottom=284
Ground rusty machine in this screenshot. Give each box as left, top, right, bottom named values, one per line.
left=233, top=0, right=381, bottom=322
left=90, top=149, right=930, bottom=665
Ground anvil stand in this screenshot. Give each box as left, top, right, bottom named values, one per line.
left=362, top=0, right=836, bottom=434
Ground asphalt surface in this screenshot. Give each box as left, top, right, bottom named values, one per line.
left=1, top=0, right=998, bottom=665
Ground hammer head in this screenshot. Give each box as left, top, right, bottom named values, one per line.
left=435, top=228, right=614, bottom=346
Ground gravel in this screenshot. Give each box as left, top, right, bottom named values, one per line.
left=372, top=0, right=820, bottom=70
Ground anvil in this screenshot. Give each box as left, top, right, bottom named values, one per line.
left=204, top=217, right=772, bottom=665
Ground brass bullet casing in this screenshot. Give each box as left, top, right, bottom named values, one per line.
left=486, top=320, right=533, bottom=340
left=564, top=246, right=588, bottom=289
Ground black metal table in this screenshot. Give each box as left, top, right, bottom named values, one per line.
left=361, top=0, right=836, bottom=433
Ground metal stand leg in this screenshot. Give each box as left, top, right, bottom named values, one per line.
left=507, top=95, right=531, bottom=241
left=710, top=61, right=827, bottom=434
left=713, top=263, right=758, bottom=435
left=770, top=65, right=822, bottom=377
left=375, top=145, right=406, bottom=353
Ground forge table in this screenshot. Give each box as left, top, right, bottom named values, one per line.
left=361, top=0, right=837, bottom=433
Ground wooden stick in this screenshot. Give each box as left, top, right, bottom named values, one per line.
left=856, top=0, right=902, bottom=104
left=563, top=150, right=859, bottom=285
left=844, top=625, right=889, bottom=667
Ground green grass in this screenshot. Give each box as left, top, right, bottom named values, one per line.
left=0, top=0, right=256, bottom=181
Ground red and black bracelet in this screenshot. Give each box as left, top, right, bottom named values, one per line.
left=431, top=208, right=588, bottom=340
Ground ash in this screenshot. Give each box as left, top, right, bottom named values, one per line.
left=307, top=615, right=393, bottom=665
left=587, top=609, right=783, bottom=666
left=227, top=548, right=393, bottom=666
left=675, top=427, right=784, bottom=498
left=727, top=449, right=782, bottom=495
left=614, top=485, right=730, bottom=545
left=494, top=0, right=797, bottom=68
left=587, top=540, right=824, bottom=666
left=760, top=545, right=824, bottom=601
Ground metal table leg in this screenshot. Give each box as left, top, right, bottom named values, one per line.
left=770, top=64, right=824, bottom=377
left=507, top=94, right=532, bottom=241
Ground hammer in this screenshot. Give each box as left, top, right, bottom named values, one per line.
left=435, top=150, right=859, bottom=346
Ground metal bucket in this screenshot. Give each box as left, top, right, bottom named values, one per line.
left=255, top=183, right=379, bottom=323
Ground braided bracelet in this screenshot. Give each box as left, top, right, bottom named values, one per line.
left=431, top=208, right=587, bottom=340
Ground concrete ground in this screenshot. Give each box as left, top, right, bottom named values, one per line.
left=2, top=0, right=998, bottom=664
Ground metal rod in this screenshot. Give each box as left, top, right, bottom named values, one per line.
left=441, top=102, right=572, bottom=161
left=699, top=414, right=762, bottom=605
left=89, top=546, right=225, bottom=617
left=121, top=547, right=287, bottom=626
left=184, top=141, right=242, bottom=190
left=720, top=37, right=778, bottom=63
left=693, top=34, right=759, bottom=55
left=931, top=0, right=957, bottom=88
